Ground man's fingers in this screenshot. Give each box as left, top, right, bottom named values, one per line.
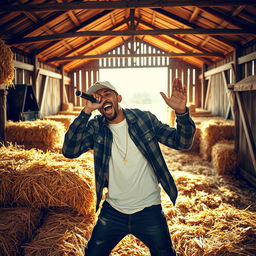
left=160, top=92, right=168, bottom=103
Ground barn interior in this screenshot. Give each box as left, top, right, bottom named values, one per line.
left=0, top=1, right=256, bottom=255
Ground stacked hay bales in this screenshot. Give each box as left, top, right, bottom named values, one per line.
left=0, top=144, right=96, bottom=255
left=211, top=140, right=238, bottom=174
left=200, top=119, right=235, bottom=161
left=0, top=145, right=95, bottom=215
left=42, top=115, right=75, bottom=130
left=0, top=208, right=42, bottom=256
left=58, top=110, right=81, bottom=116
left=61, top=102, right=74, bottom=111
left=23, top=210, right=95, bottom=256
left=5, top=119, right=66, bottom=152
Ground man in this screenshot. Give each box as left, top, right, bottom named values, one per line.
left=62, top=79, right=196, bottom=256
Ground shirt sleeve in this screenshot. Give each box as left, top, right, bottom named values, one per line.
left=152, top=108, right=196, bottom=150
left=62, top=111, right=95, bottom=158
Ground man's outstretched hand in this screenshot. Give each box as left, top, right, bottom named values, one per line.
left=160, top=78, right=187, bottom=114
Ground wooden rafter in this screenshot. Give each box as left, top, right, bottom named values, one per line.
left=46, top=52, right=223, bottom=63
left=200, top=7, right=253, bottom=29
left=1, top=0, right=256, bottom=12
left=7, top=28, right=255, bottom=45
left=153, top=8, right=240, bottom=48
left=35, top=10, right=113, bottom=54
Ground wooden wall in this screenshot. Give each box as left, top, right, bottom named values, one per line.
left=203, top=39, right=256, bottom=186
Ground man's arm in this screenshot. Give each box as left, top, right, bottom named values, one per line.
left=62, top=111, right=95, bottom=158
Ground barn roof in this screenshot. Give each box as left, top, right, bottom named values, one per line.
left=1, top=0, right=256, bottom=72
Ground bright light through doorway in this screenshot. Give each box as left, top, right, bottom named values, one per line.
left=99, top=67, right=168, bottom=123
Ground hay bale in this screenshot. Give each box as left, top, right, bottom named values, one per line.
left=61, top=102, right=73, bottom=111
left=0, top=40, right=14, bottom=86
left=200, top=119, right=235, bottom=161
left=188, top=104, right=196, bottom=113
left=23, top=210, right=95, bottom=256
left=42, top=115, right=74, bottom=130
left=0, top=207, right=41, bottom=256
left=211, top=140, right=238, bottom=174
left=58, top=110, right=81, bottom=116
left=73, top=106, right=84, bottom=111
left=6, top=119, right=66, bottom=152
left=0, top=145, right=95, bottom=215
left=169, top=204, right=256, bottom=256
left=191, top=108, right=213, bottom=117
left=168, top=109, right=176, bottom=127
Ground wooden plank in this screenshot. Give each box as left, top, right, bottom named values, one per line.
left=221, top=71, right=233, bottom=119
left=205, top=62, right=233, bottom=77
left=39, top=76, right=49, bottom=112
left=239, top=167, right=256, bottom=187
left=0, top=89, right=7, bottom=143
left=236, top=92, right=256, bottom=172
left=14, top=60, right=70, bottom=82
left=204, top=75, right=212, bottom=109
left=8, top=28, right=255, bottom=45
left=238, top=51, right=256, bottom=65
left=2, top=1, right=256, bottom=12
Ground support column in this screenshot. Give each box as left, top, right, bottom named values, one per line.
left=201, top=63, right=207, bottom=109
left=0, top=86, right=7, bottom=144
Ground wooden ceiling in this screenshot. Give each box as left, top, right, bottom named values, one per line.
left=1, top=0, right=256, bottom=72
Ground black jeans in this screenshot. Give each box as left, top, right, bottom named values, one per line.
left=85, top=201, right=176, bottom=256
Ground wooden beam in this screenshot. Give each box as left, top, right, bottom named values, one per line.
left=136, top=18, right=218, bottom=60
left=204, top=75, right=212, bottom=109
left=238, top=51, right=256, bottom=65
left=204, top=62, right=234, bottom=77
left=0, top=88, right=7, bottom=144
left=153, top=8, right=239, bottom=48
left=221, top=71, right=234, bottom=119
left=14, top=60, right=70, bottom=83
left=39, top=75, right=49, bottom=112
left=236, top=92, right=256, bottom=172
left=8, top=28, right=255, bottom=45
left=239, top=167, right=256, bottom=187
left=46, top=52, right=223, bottom=62
left=200, top=7, right=253, bottom=29
left=2, top=0, right=256, bottom=12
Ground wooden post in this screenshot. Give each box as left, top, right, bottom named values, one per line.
left=233, top=47, right=242, bottom=151
left=201, top=63, right=207, bottom=109
left=0, top=86, right=7, bottom=144
left=60, top=65, right=65, bottom=107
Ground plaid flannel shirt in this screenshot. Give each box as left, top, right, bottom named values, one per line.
left=62, top=108, right=196, bottom=212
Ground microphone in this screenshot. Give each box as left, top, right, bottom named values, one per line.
left=75, top=90, right=100, bottom=103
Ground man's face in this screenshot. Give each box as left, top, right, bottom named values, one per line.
left=96, top=88, right=122, bottom=122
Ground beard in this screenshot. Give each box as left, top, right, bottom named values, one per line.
left=104, top=108, right=118, bottom=121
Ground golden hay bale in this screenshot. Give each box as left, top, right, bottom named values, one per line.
left=23, top=210, right=95, bottom=256
left=168, top=109, right=176, bottom=127
left=6, top=120, right=66, bottom=152
left=42, top=115, right=75, bottom=130
left=200, top=119, right=235, bottom=161
left=169, top=204, right=256, bottom=256
left=188, top=104, right=196, bottom=113
left=0, top=145, right=95, bottom=215
left=0, top=40, right=14, bottom=86
left=211, top=140, right=238, bottom=174
left=0, top=207, right=41, bottom=256
left=110, top=235, right=150, bottom=256
left=61, top=102, right=73, bottom=111
left=73, top=106, right=84, bottom=111
left=58, top=110, right=81, bottom=116
left=191, top=108, right=213, bottom=117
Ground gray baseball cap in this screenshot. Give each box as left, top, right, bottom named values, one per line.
left=86, top=81, right=118, bottom=95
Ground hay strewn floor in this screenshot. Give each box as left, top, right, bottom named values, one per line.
left=0, top=144, right=256, bottom=256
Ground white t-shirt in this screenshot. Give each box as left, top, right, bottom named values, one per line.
left=106, top=118, right=161, bottom=214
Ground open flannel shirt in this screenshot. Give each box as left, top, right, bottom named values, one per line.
left=62, top=108, right=196, bottom=212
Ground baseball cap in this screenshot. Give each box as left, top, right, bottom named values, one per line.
left=86, top=81, right=118, bottom=95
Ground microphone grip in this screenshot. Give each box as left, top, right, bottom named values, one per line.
left=75, top=90, right=100, bottom=103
